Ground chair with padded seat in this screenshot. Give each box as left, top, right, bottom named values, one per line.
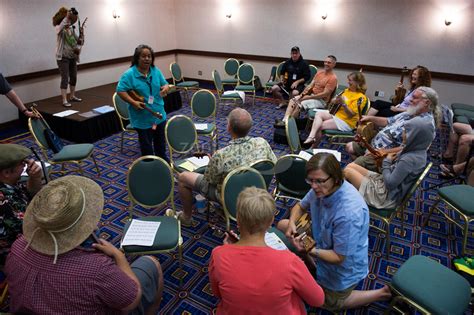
left=170, top=62, right=199, bottom=101
left=190, top=89, right=218, bottom=152
left=388, top=255, right=471, bottom=314
left=112, top=92, right=138, bottom=153
left=306, top=64, right=318, bottom=86
left=222, top=58, right=239, bottom=87
left=273, top=154, right=310, bottom=204
left=121, top=156, right=183, bottom=287
left=263, top=61, right=285, bottom=98
left=212, top=70, right=243, bottom=107
left=370, top=162, right=432, bottom=258
left=235, top=63, right=256, bottom=106
left=285, top=117, right=301, bottom=154
left=422, top=184, right=474, bottom=256
left=165, top=115, right=206, bottom=174
left=221, top=166, right=266, bottom=231
left=250, top=159, right=275, bottom=191
left=28, top=117, right=100, bottom=177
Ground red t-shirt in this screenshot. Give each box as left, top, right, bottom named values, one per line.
left=5, top=235, right=138, bottom=314
left=209, top=244, right=324, bottom=314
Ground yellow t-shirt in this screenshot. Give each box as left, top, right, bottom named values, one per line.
left=334, top=89, right=367, bottom=129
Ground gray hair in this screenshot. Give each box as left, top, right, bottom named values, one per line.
left=228, top=108, right=253, bottom=137
left=236, top=187, right=275, bottom=234
left=417, top=86, right=441, bottom=126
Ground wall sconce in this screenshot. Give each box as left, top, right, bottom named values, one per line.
left=226, top=13, right=232, bottom=19
left=321, top=12, right=328, bottom=20
left=445, top=18, right=452, bottom=26
left=112, top=9, right=120, bottom=19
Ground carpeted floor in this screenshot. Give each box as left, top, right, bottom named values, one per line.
left=1, top=89, right=472, bottom=314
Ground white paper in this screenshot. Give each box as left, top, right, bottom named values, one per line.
left=187, top=156, right=210, bottom=168
left=53, top=110, right=79, bottom=117
left=121, top=220, right=161, bottom=246
left=312, top=149, right=341, bottom=162
left=265, top=232, right=288, bottom=251
left=298, top=150, right=313, bottom=161
left=223, top=90, right=245, bottom=102
left=21, top=161, right=51, bottom=177
left=92, top=105, right=115, bottom=114
left=194, top=123, right=208, bottom=131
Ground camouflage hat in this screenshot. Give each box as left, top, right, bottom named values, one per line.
left=0, top=144, right=31, bottom=169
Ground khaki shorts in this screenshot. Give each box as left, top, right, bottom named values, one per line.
left=353, top=155, right=379, bottom=173
left=352, top=141, right=367, bottom=156
left=194, top=174, right=220, bottom=202
left=322, top=284, right=357, bottom=312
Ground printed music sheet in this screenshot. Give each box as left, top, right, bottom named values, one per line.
left=121, top=219, right=161, bottom=246
left=265, top=232, right=288, bottom=250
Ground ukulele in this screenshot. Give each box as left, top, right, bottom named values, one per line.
left=294, top=213, right=316, bottom=252
left=392, top=66, right=409, bottom=105
left=354, top=134, right=387, bottom=170
left=327, top=90, right=345, bottom=115
left=29, top=104, right=64, bottom=154
left=355, top=97, right=378, bottom=142
left=127, top=90, right=163, bottom=119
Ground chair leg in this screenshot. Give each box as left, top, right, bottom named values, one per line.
left=91, top=154, right=101, bottom=176
left=385, top=223, right=391, bottom=259
left=422, top=199, right=441, bottom=227
left=120, top=132, right=125, bottom=153
left=178, top=243, right=184, bottom=289
left=462, top=220, right=469, bottom=256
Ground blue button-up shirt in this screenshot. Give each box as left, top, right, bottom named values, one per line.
left=300, top=180, right=369, bottom=291
left=116, top=65, right=168, bottom=129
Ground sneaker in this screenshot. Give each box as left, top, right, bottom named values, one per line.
left=63, top=101, right=72, bottom=107
left=70, top=96, right=82, bottom=102
left=176, top=211, right=193, bottom=227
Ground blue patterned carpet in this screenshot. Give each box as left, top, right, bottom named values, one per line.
left=1, top=92, right=472, bottom=314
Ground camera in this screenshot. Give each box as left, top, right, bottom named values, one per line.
left=70, top=7, right=78, bottom=16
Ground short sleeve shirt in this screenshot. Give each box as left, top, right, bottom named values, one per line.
left=311, top=71, right=338, bottom=103
left=300, top=181, right=369, bottom=291
left=0, top=73, right=12, bottom=95
left=117, top=65, right=169, bottom=129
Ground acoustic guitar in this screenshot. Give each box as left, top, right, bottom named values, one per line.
left=354, top=133, right=387, bottom=170
left=73, top=17, right=87, bottom=60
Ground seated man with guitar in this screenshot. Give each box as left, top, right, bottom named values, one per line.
left=277, top=153, right=391, bottom=312
left=367, top=66, right=431, bottom=118
left=303, top=72, right=368, bottom=148
left=346, top=87, right=439, bottom=172
left=277, top=55, right=338, bottom=124
left=52, top=7, right=87, bottom=107
left=345, top=117, right=435, bottom=209
left=0, top=144, right=42, bottom=266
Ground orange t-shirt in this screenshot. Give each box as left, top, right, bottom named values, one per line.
left=311, top=71, right=338, bottom=103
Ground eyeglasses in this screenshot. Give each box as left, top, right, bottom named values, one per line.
left=305, top=176, right=331, bottom=185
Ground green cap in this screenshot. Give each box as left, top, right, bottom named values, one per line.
left=0, top=144, right=32, bottom=169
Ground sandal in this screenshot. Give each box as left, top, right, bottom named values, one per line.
left=440, top=164, right=457, bottom=178
left=70, top=96, right=82, bottom=102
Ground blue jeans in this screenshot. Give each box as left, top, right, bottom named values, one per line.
left=136, top=121, right=169, bottom=163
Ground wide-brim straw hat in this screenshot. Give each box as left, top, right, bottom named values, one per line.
left=23, top=175, right=103, bottom=262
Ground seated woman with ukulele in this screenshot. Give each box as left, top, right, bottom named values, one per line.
left=344, top=116, right=434, bottom=209
left=209, top=187, right=324, bottom=314
left=277, top=153, right=391, bottom=312
left=303, top=72, right=367, bottom=148
left=367, top=65, right=431, bottom=118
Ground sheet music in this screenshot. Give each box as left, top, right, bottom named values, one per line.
left=312, top=149, right=341, bottom=162
left=21, top=161, right=51, bottom=177
left=298, top=150, right=313, bottom=161
left=187, top=156, right=210, bottom=168
left=265, top=232, right=288, bottom=251
left=121, top=220, right=161, bottom=246
left=194, top=123, right=208, bottom=131
left=53, top=110, right=79, bottom=117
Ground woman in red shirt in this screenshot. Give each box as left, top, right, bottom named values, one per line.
left=209, top=187, right=324, bottom=314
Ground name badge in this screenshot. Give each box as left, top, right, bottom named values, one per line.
left=292, top=74, right=297, bottom=80
left=148, top=95, right=154, bottom=105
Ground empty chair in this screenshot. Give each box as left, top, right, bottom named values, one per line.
left=190, top=89, right=218, bottom=152
left=273, top=154, right=310, bottom=204
left=263, top=62, right=285, bottom=98
left=112, top=92, right=138, bottom=153
left=235, top=63, right=256, bottom=106
left=212, top=69, right=243, bottom=107
left=250, top=159, right=275, bottom=190
left=222, top=58, right=239, bottom=87
left=170, top=62, right=199, bottom=101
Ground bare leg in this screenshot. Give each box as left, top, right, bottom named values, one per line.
left=455, top=134, right=474, bottom=164
left=283, top=99, right=299, bottom=121
left=305, top=112, right=332, bottom=142
left=271, top=84, right=283, bottom=101
left=143, top=256, right=164, bottom=315
left=61, top=89, right=68, bottom=104
left=342, top=285, right=391, bottom=309
left=367, top=108, right=378, bottom=116
left=443, top=130, right=459, bottom=159
left=344, top=163, right=370, bottom=189
left=70, top=85, right=76, bottom=99
left=177, top=171, right=201, bottom=220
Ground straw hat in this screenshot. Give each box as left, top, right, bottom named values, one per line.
left=23, top=175, right=104, bottom=263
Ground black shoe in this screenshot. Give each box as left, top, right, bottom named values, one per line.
left=274, top=119, right=285, bottom=128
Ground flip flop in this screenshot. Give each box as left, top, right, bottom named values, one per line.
left=440, top=164, right=456, bottom=178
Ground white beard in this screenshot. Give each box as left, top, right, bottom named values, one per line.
left=406, top=104, right=422, bottom=116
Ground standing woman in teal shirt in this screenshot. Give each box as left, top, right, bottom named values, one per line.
left=117, top=44, right=170, bottom=161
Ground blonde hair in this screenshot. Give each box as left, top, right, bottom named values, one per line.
left=348, top=72, right=367, bottom=94
left=52, top=7, right=68, bottom=26
left=236, top=187, right=275, bottom=234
